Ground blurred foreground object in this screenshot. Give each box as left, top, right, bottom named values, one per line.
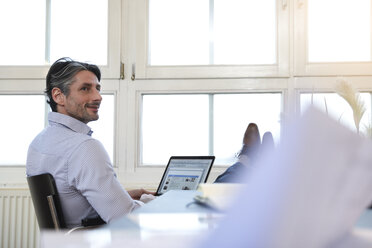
left=198, top=107, right=372, bottom=248
left=196, top=183, right=244, bottom=211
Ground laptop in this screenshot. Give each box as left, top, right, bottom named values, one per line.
left=155, top=156, right=215, bottom=196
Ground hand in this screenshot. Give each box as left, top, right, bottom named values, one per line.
left=128, top=188, right=156, bottom=200
left=139, top=193, right=157, bottom=203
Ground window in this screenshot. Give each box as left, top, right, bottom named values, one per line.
left=142, top=95, right=210, bottom=164
left=49, top=0, right=108, bottom=65
left=0, top=0, right=46, bottom=66
left=141, top=93, right=282, bottom=166
left=2, top=0, right=372, bottom=188
left=135, top=0, right=289, bottom=78
left=295, top=0, right=372, bottom=75
left=0, top=0, right=120, bottom=78
left=0, top=95, right=46, bottom=165
left=0, top=94, right=115, bottom=166
left=300, top=92, right=372, bottom=134
left=148, top=0, right=275, bottom=66
left=213, top=93, right=281, bottom=164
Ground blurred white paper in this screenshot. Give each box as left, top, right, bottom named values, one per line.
left=198, top=107, right=372, bottom=248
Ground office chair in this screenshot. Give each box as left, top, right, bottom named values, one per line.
left=27, top=173, right=106, bottom=231
left=27, top=173, right=66, bottom=230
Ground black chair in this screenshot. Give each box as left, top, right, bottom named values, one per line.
left=27, top=173, right=106, bottom=231
left=27, top=173, right=66, bottom=230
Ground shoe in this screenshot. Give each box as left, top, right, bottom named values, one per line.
left=262, top=131, right=275, bottom=151
left=243, top=123, right=261, bottom=147
left=239, top=123, right=261, bottom=157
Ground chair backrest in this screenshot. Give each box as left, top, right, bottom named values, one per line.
left=27, top=173, right=66, bottom=230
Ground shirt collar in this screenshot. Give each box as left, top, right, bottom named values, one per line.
left=48, top=112, right=93, bottom=136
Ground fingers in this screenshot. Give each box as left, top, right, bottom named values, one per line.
left=128, top=189, right=156, bottom=201
left=142, top=189, right=156, bottom=196
left=127, top=189, right=142, bottom=200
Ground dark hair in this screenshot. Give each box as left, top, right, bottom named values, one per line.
left=45, top=57, right=101, bottom=112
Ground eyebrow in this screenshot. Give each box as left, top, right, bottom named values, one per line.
left=81, top=82, right=101, bottom=88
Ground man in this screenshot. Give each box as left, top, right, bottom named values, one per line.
left=27, top=57, right=154, bottom=228
left=214, top=123, right=274, bottom=183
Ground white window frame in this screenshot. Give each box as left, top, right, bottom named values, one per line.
left=0, top=79, right=120, bottom=185
left=0, top=80, right=45, bottom=186
left=295, top=76, right=372, bottom=113
left=118, top=78, right=288, bottom=188
left=133, top=0, right=290, bottom=79
left=294, top=0, right=372, bottom=76
left=5, top=0, right=372, bottom=189
left=0, top=0, right=121, bottom=79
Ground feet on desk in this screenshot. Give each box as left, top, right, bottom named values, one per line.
left=262, top=131, right=275, bottom=152
left=239, top=123, right=261, bottom=158
left=239, top=123, right=275, bottom=160
left=214, top=123, right=275, bottom=183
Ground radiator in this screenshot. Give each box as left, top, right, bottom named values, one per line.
left=0, top=189, right=39, bottom=248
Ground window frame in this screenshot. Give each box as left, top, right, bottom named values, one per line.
left=0, top=79, right=120, bottom=184
left=294, top=0, right=372, bottom=76
left=118, top=78, right=288, bottom=187
left=4, top=0, right=372, bottom=189
left=0, top=0, right=121, bottom=79
left=134, top=0, right=290, bottom=79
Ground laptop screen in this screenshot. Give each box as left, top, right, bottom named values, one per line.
left=156, top=156, right=215, bottom=196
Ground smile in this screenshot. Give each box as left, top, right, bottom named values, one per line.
left=86, top=104, right=100, bottom=111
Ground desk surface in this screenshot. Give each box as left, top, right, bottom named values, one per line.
left=108, top=189, right=372, bottom=229
left=107, top=190, right=222, bottom=231
left=40, top=190, right=372, bottom=248
left=134, top=190, right=211, bottom=214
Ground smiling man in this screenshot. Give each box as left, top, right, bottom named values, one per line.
left=26, top=57, right=153, bottom=228
left=52, top=68, right=102, bottom=123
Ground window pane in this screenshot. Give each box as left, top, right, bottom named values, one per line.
left=142, top=95, right=210, bottom=164
left=308, top=0, right=371, bottom=62
left=50, top=0, right=108, bottom=65
left=0, top=0, right=46, bottom=65
left=148, top=0, right=276, bottom=66
left=0, top=0, right=108, bottom=66
left=214, top=0, right=276, bottom=64
left=0, top=94, right=114, bottom=166
left=300, top=93, right=372, bottom=133
left=0, top=95, right=46, bottom=165
left=142, top=93, right=282, bottom=166
left=149, top=0, right=210, bottom=65
left=214, top=93, right=281, bottom=165
left=89, top=94, right=115, bottom=164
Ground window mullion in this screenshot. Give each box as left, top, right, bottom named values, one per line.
left=209, top=0, right=214, bottom=64
left=45, top=0, right=51, bottom=64
left=209, top=94, right=214, bottom=156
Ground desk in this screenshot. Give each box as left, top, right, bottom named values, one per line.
left=40, top=191, right=222, bottom=248
left=107, top=190, right=223, bottom=231
left=137, top=190, right=210, bottom=213
left=40, top=190, right=372, bottom=248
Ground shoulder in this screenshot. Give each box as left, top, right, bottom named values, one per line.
left=67, top=138, right=113, bottom=186
left=78, top=138, right=106, bottom=151
left=69, top=138, right=111, bottom=167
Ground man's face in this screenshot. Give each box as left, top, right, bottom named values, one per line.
left=56, top=70, right=102, bottom=124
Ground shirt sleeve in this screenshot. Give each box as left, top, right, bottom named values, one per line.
left=67, top=138, right=142, bottom=223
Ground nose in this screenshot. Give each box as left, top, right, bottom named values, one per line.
left=93, top=88, right=102, bottom=102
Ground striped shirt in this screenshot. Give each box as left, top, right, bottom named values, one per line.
left=26, top=112, right=142, bottom=227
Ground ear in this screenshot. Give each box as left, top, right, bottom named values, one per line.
left=51, top=87, right=65, bottom=106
